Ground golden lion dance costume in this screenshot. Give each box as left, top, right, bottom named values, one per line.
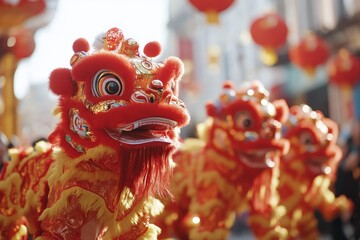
left=276, top=104, right=353, bottom=239
left=0, top=27, right=190, bottom=239
left=155, top=80, right=290, bottom=240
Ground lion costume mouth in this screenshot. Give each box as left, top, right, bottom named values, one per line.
left=106, top=117, right=177, bottom=145
left=307, top=157, right=331, bottom=175
left=238, top=149, right=277, bottom=168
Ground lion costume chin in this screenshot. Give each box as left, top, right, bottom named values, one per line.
left=0, top=27, right=190, bottom=240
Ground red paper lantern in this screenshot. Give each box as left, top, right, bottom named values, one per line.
left=0, top=0, right=46, bottom=30
left=250, top=12, right=288, bottom=65
left=10, top=29, right=36, bottom=60
left=327, top=48, right=360, bottom=87
left=188, top=0, right=235, bottom=24
left=289, top=33, right=329, bottom=77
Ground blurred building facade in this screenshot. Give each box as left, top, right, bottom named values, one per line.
left=166, top=0, right=360, bottom=137
left=7, top=0, right=360, bottom=144
left=18, top=83, right=57, bottom=145
left=0, top=0, right=58, bottom=142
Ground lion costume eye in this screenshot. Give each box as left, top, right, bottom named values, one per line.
left=299, top=131, right=314, bottom=145
left=92, top=70, right=123, bottom=97
left=235, top=111, right=253, bottom=129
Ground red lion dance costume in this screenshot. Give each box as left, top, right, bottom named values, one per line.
left=276, top=104, right=353, bottom=239
left=155, top=81, right=290, bottom=240
left=0, top=27, right=190, bottom=239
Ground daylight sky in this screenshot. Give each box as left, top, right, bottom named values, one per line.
left=14, top=0, right=169, bottom=98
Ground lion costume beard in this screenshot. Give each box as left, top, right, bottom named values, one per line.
left=119, top=145, right=175, bottom=198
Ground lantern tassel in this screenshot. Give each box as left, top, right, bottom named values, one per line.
left=206, top=10, right=220, bottom=25
left=260, top=47, right=278, bottom=66
left=304, top=67, right=316, bottom=79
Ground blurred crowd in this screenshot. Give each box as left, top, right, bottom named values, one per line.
left=332, top=119, right=360, bottom=240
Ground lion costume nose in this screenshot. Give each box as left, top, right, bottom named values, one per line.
left=149, top=80, right=163, bottom=91
left=261, top=119, right=282, bottom=139
left=147, top=79, right=180, bottom=105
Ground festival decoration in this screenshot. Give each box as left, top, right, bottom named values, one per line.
left=327, top=49, right=360, bottom=119
left=9, top=29, right=36, bottom=60
left=0, top=27, right=190, bottom=239
left=275, top=104, right=353, bottom=239
left=250, top=12, right=288, bottom=65
left=0, top=0, right=46, bottom=30
left=289, top=32, right=329, bottom=77
left=188, top=0, right=235, bottom=24
left=154, top=80, right=290, bottom=239
left=327, top=48, right=360, bottom=88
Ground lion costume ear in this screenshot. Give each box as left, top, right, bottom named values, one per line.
left=49, top=68, right=76, bottom=97
left=206, top=101, right=217, bottom=117
left=273, top=99, right=289, bottom=123
left=323, top=118, right=339, bottom=141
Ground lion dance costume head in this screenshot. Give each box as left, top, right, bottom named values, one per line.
left=49, top=27, right=190, bottom=196
left=282, top=104, right=341, bottom=180
left=276, top=104, right=353, bottom=239
left=155, top=80, right=290, bottom=240
left=205, top=80, right=289, bottom=175
left=0, top=27, right=190, bottom=239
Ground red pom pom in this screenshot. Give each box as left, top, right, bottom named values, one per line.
left=144, top=41, right=161, bottom=57
left=206, top=102, right=217, bottom=117
left=49, top=68, right=76, bottom=96
left=73, top=38, right=90, bottom=53
left=223, top=80, right=235, bottom=90
left=158, top=57, right=184, bottom=82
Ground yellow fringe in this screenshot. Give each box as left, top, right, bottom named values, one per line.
left=248, top=204, right=286, bottom=228
left=138, top=224, right=161, bottom=240
left=0, top=144, right=49, bottom=229
left=189, top=227, right=229, bottom=240
left=204, top=149, right=236, bottom=169
left=196, top=118, right=212, bottom=142
left=179, top=138, right=205, bottom=152
left=38, top=186, right=164, bottom=239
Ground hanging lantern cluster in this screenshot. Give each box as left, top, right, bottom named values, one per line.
left=289, top=32, right=329, bottom=78
left=327, top=48, right=360, bottom=88
left=250, top=12, right=288, bottom=65
left=327, top=49, right=360, bottom=120
left=188, top=0, right=235, bottom=24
